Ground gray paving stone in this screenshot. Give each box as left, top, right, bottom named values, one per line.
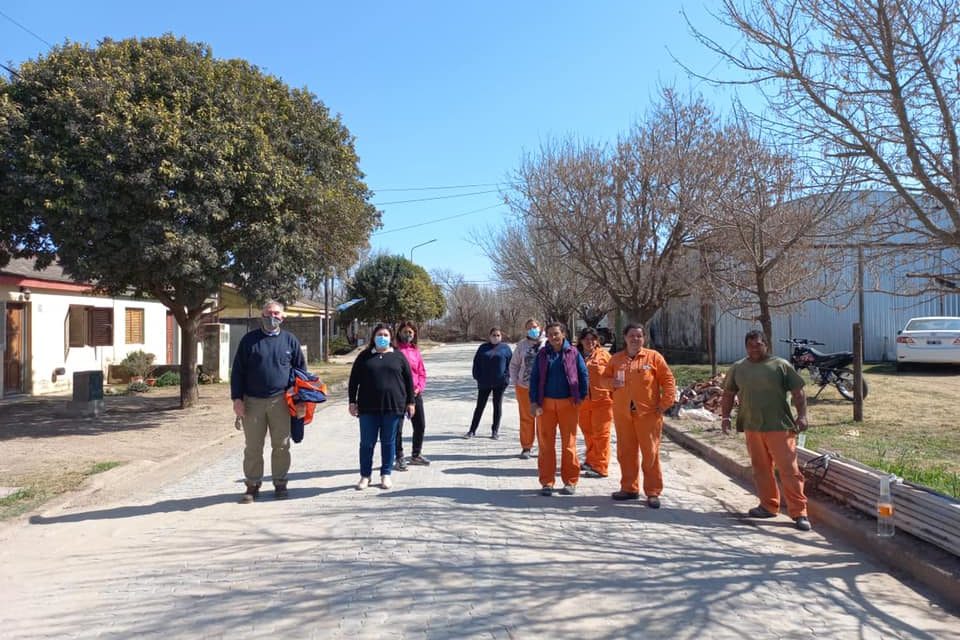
left=1, top=343, right=957, bottom=639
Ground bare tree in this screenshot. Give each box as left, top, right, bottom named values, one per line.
left=696, top=122, right=856, bottom=342
left=472, top=221, right=587, bottom=325
left=505, top=90, right=727, bottom=324
left=691, top=0, right=960, bottom=251
left=433, top=269, right=486, bottom=340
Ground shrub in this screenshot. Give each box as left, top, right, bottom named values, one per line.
left=330, top=336, right=353, bottom=355
left=155, top=371, right=180, bottom=387
left=120, top=350, right=156, bottom=380
left=128, top=380, right=151, bottom=393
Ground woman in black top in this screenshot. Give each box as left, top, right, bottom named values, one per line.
left=465, top=326, right=513, bottom=439
left=348, top=324, right=415, bottom=490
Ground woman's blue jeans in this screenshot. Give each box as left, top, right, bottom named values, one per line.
left=358, top=413, right=401, bottom=477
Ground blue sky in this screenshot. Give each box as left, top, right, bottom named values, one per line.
left=1, top=1, right=746, bottom=284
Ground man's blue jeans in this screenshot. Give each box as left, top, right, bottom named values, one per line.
left=359, top=413, right=401, bottom=478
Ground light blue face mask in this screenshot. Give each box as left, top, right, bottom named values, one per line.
left=374, top=335, right=391, bottom=349
left=527, top=328, right=541, bottom=339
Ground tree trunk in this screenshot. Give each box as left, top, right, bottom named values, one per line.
left=178, top=315, right=201, bottom=409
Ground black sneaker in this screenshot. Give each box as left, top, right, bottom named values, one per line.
left=273, top=482, right=288, bottom=500
left=611, top=491, right=641, bottom=501
left=748, top=506, right=777, bottom=518
left=463, top=430, right=476, bottom=439
left=491, top=431, right=500, bottom=440
left=581, top=468, right=601, bottom=479
left=560, top=484, right=576, bottom=496
left=394, top=458, right=408, bottom=472
left=794, top=516, right=812, bottom=531
left=519, top=449, right=531, bottom=459
left=408, top=455, right=430, bottom=466
left=646, top=495, right=661, bottom=509
left=540, top=485, right=554, bottom=496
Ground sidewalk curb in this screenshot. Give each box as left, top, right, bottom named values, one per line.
left=664, top=422, right=960, bottom=613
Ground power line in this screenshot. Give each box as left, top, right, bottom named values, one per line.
left=373, top=182, right=504, bottom=192
left=372, top=188, right=501, bottom=206
left=0, top=9, right=54, bottom=48
left=372, top=202, right=507, bottom=236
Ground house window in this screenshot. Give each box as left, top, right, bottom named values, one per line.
left=125, top=307, right=145, bottom=344
left=67, top=306, right=114, bottom=347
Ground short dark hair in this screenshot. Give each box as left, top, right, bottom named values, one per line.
left=579, top=326, right=599, bottom=342
left=622, top=323, right=645, bottom=337
left=744, top=329, right=766, bottom=345
left=544, top=321, right=566, bottom=336
left=395, top=320, right=419, bottom=345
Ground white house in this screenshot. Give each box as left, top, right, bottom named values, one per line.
left=1, top=258, right=171, bottom=398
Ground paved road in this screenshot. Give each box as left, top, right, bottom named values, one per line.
left=2, top=343, right=957, bottom=639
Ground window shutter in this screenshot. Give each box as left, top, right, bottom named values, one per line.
left=68, top=306, right=87, bottom=347
left=125, top=308, right=144, bottom=344
left=89, top=308, right=114, bottom=347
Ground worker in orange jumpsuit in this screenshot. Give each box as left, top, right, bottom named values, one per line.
left=576, top=327, right=613, bottom=478
left=508, top=318, right=546, bottom=459
left=602, top=323, right=676, bottom=508
left=529, top=321, right=589, bottom=496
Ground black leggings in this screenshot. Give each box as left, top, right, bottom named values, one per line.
left=396, top=393, right=426, bottom=458
left=469, top=385, right=506, bottom=434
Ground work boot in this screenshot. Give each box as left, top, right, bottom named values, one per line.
left=239, top=482, right=260, bottom=504
left=273, top=481, right=288, bottom=500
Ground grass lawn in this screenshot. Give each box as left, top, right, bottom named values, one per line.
left=670, top=362, right=960, bottom=498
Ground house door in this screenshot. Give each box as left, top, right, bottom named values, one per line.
left=3, top=302, right=26, bottom=394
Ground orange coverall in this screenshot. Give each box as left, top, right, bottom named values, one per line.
left=603, top=348, right=676, bottom=496
left=578, top=347, right=614, bottom=476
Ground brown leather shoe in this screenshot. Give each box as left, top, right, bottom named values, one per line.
left=239, top=482, right=260, bottom=504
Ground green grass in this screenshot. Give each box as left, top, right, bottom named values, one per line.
left=0, top=488, right=36, bottom=508
left=89, top=461, right=121, bottom=474
left=0, top=460, right=125, bottom=521
left=669, top=362, right=960, bottom=499
left=672, top=364, right=719, bottom=389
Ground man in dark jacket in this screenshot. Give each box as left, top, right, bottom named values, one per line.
left=231, top=300, right=306, bottom=503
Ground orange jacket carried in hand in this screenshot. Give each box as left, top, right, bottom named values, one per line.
left=286, top=368, right=328, bottom=442
left=604, top=348, right=676, bottom=415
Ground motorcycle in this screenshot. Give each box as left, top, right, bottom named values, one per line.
left=780, top=338, right=868, bottom=402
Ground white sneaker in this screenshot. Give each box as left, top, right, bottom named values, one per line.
left=380, top=475, right=393, bottom=490
left=355, top=476, right=370, bottom=490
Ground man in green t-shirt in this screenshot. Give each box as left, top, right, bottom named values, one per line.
left=720, top=330, right=811, bottom=532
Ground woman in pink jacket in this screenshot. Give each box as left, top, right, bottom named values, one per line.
left=394, top=320, right=429, bottom=469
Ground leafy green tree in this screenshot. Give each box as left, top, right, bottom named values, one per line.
left=345, top=255, right=445, bottom=325
left=0, top=36, right=379, bottom=406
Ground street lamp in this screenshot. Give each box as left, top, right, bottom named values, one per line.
left=409, top=238, right=437, bottom=261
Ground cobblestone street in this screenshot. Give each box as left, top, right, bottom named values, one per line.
left=2, top=343, right=957, bottom=639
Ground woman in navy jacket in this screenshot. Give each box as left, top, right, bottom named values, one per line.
left=465, top=327, right=513, bottom=439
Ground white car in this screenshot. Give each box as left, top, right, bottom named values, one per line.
left=895, top=316, right=960, bottom=369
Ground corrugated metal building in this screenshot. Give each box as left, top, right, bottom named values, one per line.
left=648, top=193, right=960, bottom=363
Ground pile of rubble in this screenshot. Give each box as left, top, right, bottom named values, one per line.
left=666, top=374, right=728, bottom=421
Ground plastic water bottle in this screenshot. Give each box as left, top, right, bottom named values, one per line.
left=877, top=474, right=896, bottom=538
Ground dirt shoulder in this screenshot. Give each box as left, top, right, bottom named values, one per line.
left=0, top=384, right=240, bottom=519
